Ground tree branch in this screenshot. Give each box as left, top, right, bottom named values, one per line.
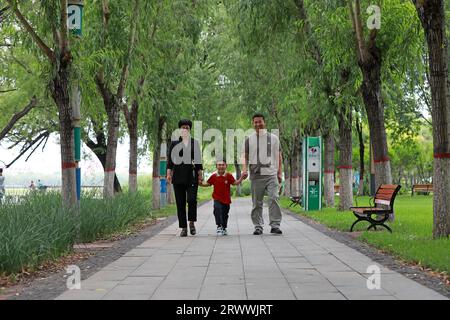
left=0, top=95, right=38, bottom=142
left=348, top=0, right=366, bottom=62
left=60, top=0, right=69, bottom=52
left=10, top=53, right=33, bottom=74
left=117, top=0, right=140, bottom=99
left=0, top=88, right=17, bottom=94
left=6, top=0, right=55, bottom=62
left=5, top=130, right=50, bottom=168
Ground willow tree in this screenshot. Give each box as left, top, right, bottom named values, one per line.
left=5, top=0, right=77, bottom=206
left=140, top=0, right=207, bottom=209
left=80, top=0, right=140, bottom=198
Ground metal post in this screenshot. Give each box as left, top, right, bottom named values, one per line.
left=68, top=1, right=83, bottom=211
left=159, top=141, right=167, bottom=207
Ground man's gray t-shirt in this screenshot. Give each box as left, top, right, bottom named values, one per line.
left=243, top=131, right=280, bottom=179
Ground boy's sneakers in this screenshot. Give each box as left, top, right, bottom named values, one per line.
left=222, top=228, right=228, bottom=236
left=216, top=226, right=223, bottom=236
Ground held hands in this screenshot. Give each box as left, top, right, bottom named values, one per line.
left=277, top=172, right=283, bottom=184
left=198, top=170, right=204, bottom=185
left=235, top=172, right=248, bottom=185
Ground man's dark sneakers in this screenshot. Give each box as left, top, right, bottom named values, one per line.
left=180, top=228, right=188, bottom=237
left=270, top=228, right=283, bottom=235
left=253, top=228, right=263, bottom=235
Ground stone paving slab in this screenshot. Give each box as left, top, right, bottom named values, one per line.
left=56, top=198, right=448, bottom=300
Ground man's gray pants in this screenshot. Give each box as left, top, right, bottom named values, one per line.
left=250, top=175, right=282, bottom=229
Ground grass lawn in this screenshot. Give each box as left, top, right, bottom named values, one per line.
left=280, top=195, right=449, bottom=275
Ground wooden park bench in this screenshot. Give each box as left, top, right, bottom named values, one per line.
left=289, top=196, right=302, bottom=208
left=411, top=184, right=432, bottom=196
left=349, top=184, right=401, bottom=233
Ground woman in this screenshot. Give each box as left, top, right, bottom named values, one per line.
left=166, top=119, right=203, bottom=237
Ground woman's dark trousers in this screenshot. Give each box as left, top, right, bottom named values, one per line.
left=173, top=184, right=198, bottom=228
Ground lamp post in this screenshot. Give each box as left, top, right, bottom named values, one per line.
left=68, top=0, right=83, bottom=206
left=160, top=123, right=168, bottom=207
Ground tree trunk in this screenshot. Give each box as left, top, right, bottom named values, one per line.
left=359, top=52, right=392, bottom=189
left=126, top=99, right=138, bottom=194
left=290, top=138, right=300, bottom=197
left=103, top=101, right=120, bottom=198
left=356, top=116, right=365, bottom=195
left=152, top=144, right=160, bottom=210
left=323, top=133, right=335, bottom=207
left=338, top=111, right=353, bottom=211
left=123, top=78, right=143, bottom=194
left=84, top=137, right=122, bottom=193
left=152, top=114, right=164, bottom=209
left=283, top=156, right=291, bottom=197
left=51, top=68, right=77, bottom=207
left=129, top=130, right=138, bottom=193
left=414, top=0, right=450, bottom=238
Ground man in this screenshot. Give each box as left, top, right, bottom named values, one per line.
left=167, top=119, right=203, bottom=237
left=242, top=113, right=283, bottom=235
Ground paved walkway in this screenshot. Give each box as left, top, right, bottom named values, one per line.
left=56, top=198, right=447, bottom=300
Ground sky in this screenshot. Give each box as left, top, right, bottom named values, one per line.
left=0, top=133, right=152, bottom=186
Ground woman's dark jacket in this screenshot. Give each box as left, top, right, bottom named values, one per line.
left=167, top=137, right=203, bottom=185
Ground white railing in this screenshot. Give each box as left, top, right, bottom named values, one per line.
left=0, top=186, right=103, bottom=204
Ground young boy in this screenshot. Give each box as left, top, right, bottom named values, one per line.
left=199, top=160, right=247, bottom=235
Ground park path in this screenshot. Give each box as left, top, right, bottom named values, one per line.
left=56, top=198, right=447, bottom=300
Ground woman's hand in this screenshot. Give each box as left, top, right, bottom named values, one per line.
left=198, top=170, right=203, bottom=184
left=166, top=169, right=172, bottom=184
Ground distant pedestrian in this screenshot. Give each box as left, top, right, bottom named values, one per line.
left=29, top=180, right=36, bottom=190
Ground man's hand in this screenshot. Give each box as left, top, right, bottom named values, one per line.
left=241, top=171, right=248, bottom=180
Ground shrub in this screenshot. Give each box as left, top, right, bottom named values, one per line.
left=0, top=191, right=153, bottom=274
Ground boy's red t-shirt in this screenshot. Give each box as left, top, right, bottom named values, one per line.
left=207, top=172, right=236, bottom=205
